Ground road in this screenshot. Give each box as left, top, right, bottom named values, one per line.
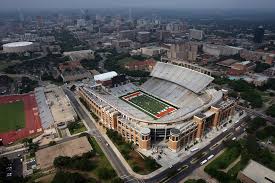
left=237, top=105, right=275, bottom=123
left=63, top=87, right=141, bottom=183
left=0, top=73, right=39, bottom=81
left=64, top=86, right=250, bottom=183
left=1, top=135, right=79, bottom=160
left=159, top=117, right=248, bottom=183
left=98, top=53, right=108, bottom=73
left=1, top=88, right=248, bottom=183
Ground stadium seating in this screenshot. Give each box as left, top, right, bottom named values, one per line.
left=141, top=78, right=210, bottom=108
left=150, top=62, right=214, bottom=93
left=110, top=83, right=139, bottom=97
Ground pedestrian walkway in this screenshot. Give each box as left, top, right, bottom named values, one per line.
left=73, top=91, right=247, bottom=181
left=140, top=112, right=246, bottom=169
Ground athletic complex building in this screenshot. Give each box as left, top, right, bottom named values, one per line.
left=78, top=62, right=236, bottom=152
left=0, top=93, right=43, bottom=145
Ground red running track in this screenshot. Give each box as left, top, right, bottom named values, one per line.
left=0, top=93, right=43, bottom=145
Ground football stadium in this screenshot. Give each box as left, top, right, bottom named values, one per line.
left=121, top=90, right=177, bottom=119
left=0, top=93, right=43, bottom=145
left=79, top=62, right=236, bottom=152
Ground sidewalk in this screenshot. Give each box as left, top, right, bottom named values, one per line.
left=180, top=150, right=226, bottom=183
left=75, top=94, right=247, bottom=180
left=0, top=147, right=27, bottom=156
left=140, top=112, right=247, bottom=168
left=76, top=95, right=167, bottom=179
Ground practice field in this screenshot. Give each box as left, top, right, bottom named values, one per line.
left=0, top=101, right=25, bottom=133
left=121, top=91, right=177, bottom=119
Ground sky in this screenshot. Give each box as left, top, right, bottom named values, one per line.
left=1, top=0, right=275, bottom=9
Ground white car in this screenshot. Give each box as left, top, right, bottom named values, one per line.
left=207, top=154, right=214, bottom=160
left=190, top=147, right=199, bottom=152
left=235, top=120, right=240, bottom=124
left=200, top=159, right=208, bottom=165
left=232, top=137, right=236, bottom=141
left=222, top=128, right=228, bottom=132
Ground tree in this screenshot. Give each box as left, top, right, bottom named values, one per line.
left=245, top=135, right=260, bottom=155
left=133, top=165, right=141, bottom=172
left=111, top=177, right=124, bottom=183
left=266, top=78, right=275, bottom=90
left=185, top=179, right=207, bottom=183
left=254, top=62, right=270, bottom=73
left=53, top=155, right=95, bottom=171
left=49, top=141, right=57, bottom=146
left=53, top=156, right=71, bottom=168
left=266, top=104, right=275, bottom=117
left=96, top=167, right=116, bottom=180
left=144, top=157, right=159, bottom=170
left=70, top=85, right=76, bottom=91
left=51, top=171, right=88, bottom=183
left=246, top=117, right=266, bottom=134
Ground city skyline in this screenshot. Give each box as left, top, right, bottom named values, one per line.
left=1, top=0, right=275, bottom=9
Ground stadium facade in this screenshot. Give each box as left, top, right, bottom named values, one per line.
left=2, top=41, right=35, bottom=53
left=78, top=62, right=236, bottom=152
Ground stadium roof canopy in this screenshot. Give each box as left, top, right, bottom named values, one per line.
left=3, top=41, right=33, bottom=47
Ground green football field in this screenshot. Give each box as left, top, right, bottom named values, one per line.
left=121, top=91, right=177, bottom=119
left=0, top=101, right=25, bottom=133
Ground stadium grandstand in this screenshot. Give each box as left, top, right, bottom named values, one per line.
left=78, top=62, right=236, bottom=152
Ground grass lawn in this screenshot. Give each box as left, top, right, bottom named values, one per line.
left=121, top=91, right=177, bottom=119
left=68, top=121, right=87, bottom=135
left=117, top=57, right=137, bottom=65
left=227, top=161, right=244, bottom=178
left=0, top=60, right=21, bottom=71
left=88, top=137, right=119, bottom=182
left=130, top=95, right=169, bottom=114
left=127, top=150, right=160, bottom=175
left=106, top=129, right=161, bottom=174
left=0, top=101, right=25, bottom=133
left=205, top=147, right=240, bottom=171
left=89, top=137, right=112, bottom=168
left=204, top=145, right=243, bottom=183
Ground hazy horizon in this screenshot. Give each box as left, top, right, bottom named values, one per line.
left=1, top=0, right=275, bottom=10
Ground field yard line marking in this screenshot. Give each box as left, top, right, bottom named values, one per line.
left=122, top=90, right=176, bottom=119
left=142, top=91, right=176, bottom=109
left=126, top=98, right=158, bottom=118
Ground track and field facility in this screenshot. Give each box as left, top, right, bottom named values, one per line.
left=0, top=94, right=43, bottom=145
left=121, top=91, right=177, bottom=119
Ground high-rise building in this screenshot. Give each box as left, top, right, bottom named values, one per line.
left=253, top=26, right=264, bottom=43
left=166, top=22, right=184, bottom=32
left=189, top=29, right=204, bottom=41
left=137, top=31, right=150, bottom=43
left=128, top=8, right=132, bottom=21
left=119, top=30, right=136, bottom=40
left=77, top=19, right=86, bottom=27
left=168, top=43, right=199, bottom=61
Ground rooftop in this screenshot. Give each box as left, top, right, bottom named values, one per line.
left=240, top=160, right=275, bottom=183
left=94, top=71, right=118, bottom=82
left=3, top=41, right=33, bottom=47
